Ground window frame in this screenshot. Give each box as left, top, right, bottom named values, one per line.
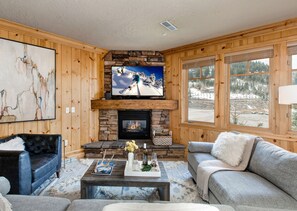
left=181, top=56, right=217, bottom=127
left=288, top=44, right=297, bottom=133
left=225, top=48, right=274, bottom=132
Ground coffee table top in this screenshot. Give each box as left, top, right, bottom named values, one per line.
left=81, top=160, right=169, bottom=185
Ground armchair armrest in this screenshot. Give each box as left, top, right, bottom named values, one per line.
left=188, top=142, right=214, bottom=153
left=0, top=151, right=32, bottom=194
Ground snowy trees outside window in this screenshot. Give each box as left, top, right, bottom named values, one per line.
left=225, top=48, right=273, bottom=128
left=184, top=57, right=216, bottom=123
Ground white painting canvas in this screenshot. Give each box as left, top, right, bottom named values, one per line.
left=0, top=38, right=56, bottom=123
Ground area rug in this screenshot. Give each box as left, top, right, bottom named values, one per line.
left=36, top=158, right=204, bottom=203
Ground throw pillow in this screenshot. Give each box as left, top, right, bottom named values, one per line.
left=0, top=177, right=10, bottom=196
left=0, top=137, right=25, bottom=151
left=0, top=193, right=12, bottom=211
left=211, top=132, right=248, bottom=166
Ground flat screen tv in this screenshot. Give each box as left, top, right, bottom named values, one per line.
left=111, top=66, right=164, bottom=98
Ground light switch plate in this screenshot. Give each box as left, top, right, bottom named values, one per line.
left=66, top=107, right=70, bottom=113
left=71, top=107, right=75, bottom=113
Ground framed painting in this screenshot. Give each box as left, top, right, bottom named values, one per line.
left=0, top=38, right=56, bottom=123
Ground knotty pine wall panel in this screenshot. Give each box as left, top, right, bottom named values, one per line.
left=0, top=19, right=106, bottom=157
left=164, top=18, right=297, bottom=153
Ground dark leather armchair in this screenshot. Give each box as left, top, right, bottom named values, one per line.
left=0, top=134, right=62, bottom=195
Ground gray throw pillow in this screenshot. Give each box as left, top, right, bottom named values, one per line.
left=0, top=177, right=10, bottom=196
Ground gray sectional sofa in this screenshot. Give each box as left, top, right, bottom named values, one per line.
left=188, top=137, right=297, bottom=210
left=0, top=176, right=233, bottom=211
left=1, top=176, right=274, bottom=211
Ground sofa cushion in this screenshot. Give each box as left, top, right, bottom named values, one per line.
left=236, top=205, right=295, bottom=211
left=31, top=154, right=58, bottom=182
left=248, top=140, right=297, bottom=201
left=188, top=152, right=216, bottom=170
left=103, top=203, right=233, bottom=211
left=67, top=200, right=235, bottom=211
left=67, top=200, right=146, bottom=211
left=6, top=195, right=70, bottom=211
left=208, top=171, right=297, bottom=209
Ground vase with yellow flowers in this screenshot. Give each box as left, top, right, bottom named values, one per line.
left=124, top=140, right=138, bottom=169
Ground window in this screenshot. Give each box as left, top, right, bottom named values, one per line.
left=225, top=48, right=273, bottom=128
left=288, top=45, right=297, bottom=131
left=183, top=57, right=215, bottom=123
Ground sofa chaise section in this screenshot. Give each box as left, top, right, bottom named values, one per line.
left=188, top=137, right=297, bottom=210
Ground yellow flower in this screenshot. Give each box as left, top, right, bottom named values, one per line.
left=124, top=140, right=139, bottom=153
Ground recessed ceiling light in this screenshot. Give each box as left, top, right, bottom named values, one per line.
left=160, top=20, right=178, bottom=31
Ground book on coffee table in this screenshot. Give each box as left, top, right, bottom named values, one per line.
left=92, top=160, right=115, bottom=175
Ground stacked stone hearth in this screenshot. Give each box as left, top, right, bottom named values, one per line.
left=83, top=139, right=185, bottom=160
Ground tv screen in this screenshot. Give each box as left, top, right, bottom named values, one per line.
left=111, top=66, right=164, bottom=97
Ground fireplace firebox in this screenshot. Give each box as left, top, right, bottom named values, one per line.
left=118, top=110, right=151, bottom=139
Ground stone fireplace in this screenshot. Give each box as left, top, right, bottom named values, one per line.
left=86, top=50, right=184, bottom=159
left=118, top=110, right=151, bottom=139
left=98, top=50, right=170, bottom=141
left=99, top=109, right=169, bottom=141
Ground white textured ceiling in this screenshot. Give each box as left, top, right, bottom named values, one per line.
left=0, top=0, right=297, bottom=51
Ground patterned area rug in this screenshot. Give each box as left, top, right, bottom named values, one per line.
left=36, top=158, right=205, bottom=203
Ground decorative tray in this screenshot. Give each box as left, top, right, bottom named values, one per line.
left=92, top=160, right=115, bottom=176
left=124, top=161, right=161, bottom=177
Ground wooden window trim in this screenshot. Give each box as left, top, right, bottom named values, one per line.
left=227, top=49, right=272, bottom=130
left=288, top=52, right=297, bottom=134
left=181, top=56, right=216, bottom=124
left=225, top=49, right=273, bottom=64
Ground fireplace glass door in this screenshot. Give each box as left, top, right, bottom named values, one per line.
left=118, top=110, right=151, bottom=139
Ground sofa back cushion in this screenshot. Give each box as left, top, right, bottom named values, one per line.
left=248, top=140, right=297, bottom=200
left=19, top=135, right=58, bottom=155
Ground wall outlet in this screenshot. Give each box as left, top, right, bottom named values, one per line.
left=66, top=107, right=70, bottom=113
left=71, top=107, right=75, bottom=113
left=64, top=139, right=68, bottom=146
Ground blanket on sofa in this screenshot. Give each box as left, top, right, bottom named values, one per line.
left=196, top=135, right=256, bottom=202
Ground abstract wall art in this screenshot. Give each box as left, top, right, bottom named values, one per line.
left=0, top=38, right=56, bottom=123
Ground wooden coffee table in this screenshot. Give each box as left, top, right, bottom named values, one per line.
left=80, top=160, right=170, bottom=201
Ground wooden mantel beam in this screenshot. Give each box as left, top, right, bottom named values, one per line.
left=91, top=99, right=178, bottom=110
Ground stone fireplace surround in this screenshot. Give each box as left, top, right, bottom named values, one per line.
left=84, top=50, right=185, bottom=159
left=99, top=50, right=169, bottom=141
left=99, top=109, right=169, bottom=141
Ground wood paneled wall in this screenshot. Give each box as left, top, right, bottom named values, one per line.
left=163, top=18, right=297, bottom=153
left=0, top=19, right=107, bottom=157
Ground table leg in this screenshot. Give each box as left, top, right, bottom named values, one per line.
left=158, top=184, right=170, bottom=201
left=88, top=186, right=96, bottom=199
left=81, top=182, right=87, bottom=199
left=81, top=182, right=96, bottom=199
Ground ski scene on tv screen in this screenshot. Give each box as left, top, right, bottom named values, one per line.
left=111, top=66, right=164, bottom=97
